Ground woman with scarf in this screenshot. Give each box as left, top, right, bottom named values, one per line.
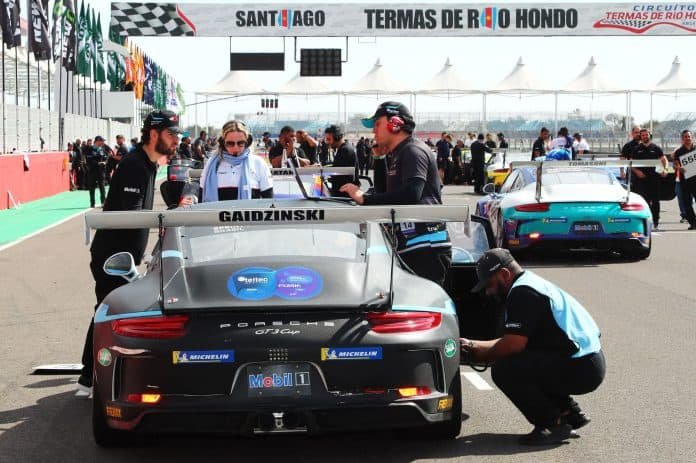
left=199, top=120, right=273, bottom=202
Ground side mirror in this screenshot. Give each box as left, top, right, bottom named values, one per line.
left=482, top=183, right=496, bottom=195
left=103, top=252, right=140, bottom=282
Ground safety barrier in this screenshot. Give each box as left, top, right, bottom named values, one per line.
left=0, top=151, right=70, bottom=210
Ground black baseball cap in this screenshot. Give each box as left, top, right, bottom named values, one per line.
left=94, top=135, right=105, bottom=142
left=361, top=101, right=415, bottom=131
left=143, top=110, right=182, bottom=134
left=471, top=248, right=515, bottom=292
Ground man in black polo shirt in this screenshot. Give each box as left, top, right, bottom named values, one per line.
left=531, top=127, right=549, bottom=160
left=462, top=249, right=605, bottom=445
left=621, top=126, right=641, bottom=159
left=340, top=102, right=450, bottom=287
left=626, top=129, right=668, bottom=230
left=268, top=125, right=310, bottom=168
left=471, top=133, right=493, bottom=194
left=672, top=129, right=696, bottom=230
left=324, top=124, right=358, bottom=196
left=76, top=110, right=181, bottom=397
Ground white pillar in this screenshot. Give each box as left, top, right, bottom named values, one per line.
left=649, top=92, right=654, bottom=133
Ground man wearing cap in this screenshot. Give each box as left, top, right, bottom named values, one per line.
left=76, top=110, right=182, bottom=397
left=85, top=136, right=108, bottom=207
left=340, top=102, right=450, bottom=286
left=462, top=248, right=605, bottom=445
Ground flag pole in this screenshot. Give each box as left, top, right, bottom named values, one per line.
left=2, top=43, right=6, bottom=154
left=14, top=46, right=19, bottom=151
left=27, top=35, right=32, bottom=150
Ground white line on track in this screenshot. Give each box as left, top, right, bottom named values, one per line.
left=0, top=209, right=88, bottom=253
left=461, top=371, right=494, bottom=391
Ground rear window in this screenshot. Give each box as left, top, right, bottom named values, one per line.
left=541, top=169, right=614, bottom=185
left=448, top=221, right=490, bottom=264
left=186, top=226, right=362, bottom=263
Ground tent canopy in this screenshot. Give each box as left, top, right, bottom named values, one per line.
left=198, top=71, right=264, bottom=96
left=348, top=59, right=410, bottom=94
left=420, top=58, right=478, bottom=94
left=272, top=73, right=333, bottom=95
left=653, top=56, right=696, bottom=92
left=561, top=57, right=622, bottom=94
left=491, top=57, right=552, bottom=93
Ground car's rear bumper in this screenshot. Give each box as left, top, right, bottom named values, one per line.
left=102, top=394, right=455, bottom=435
left=508, top=234, right=650, bottom=251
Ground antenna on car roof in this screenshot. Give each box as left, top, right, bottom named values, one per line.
left=388, top=208, right=396, bottom=306
left=158, top=213, right=165, bottom=310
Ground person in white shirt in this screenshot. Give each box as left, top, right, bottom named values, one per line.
left=573, top=133, right=590, bottom=155
left=199, top=120, right=273, bottom=202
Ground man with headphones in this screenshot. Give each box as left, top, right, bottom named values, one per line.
left=324, top=124, right=359, bottom=196
left=340, top=102, right=451, bottom=287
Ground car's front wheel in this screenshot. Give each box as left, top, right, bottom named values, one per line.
left=93, top=384, right=133, bottom=447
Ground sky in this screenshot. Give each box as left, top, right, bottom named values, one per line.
left=95, top=1, right=696, bottom=128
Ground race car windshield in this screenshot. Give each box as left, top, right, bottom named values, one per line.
left=185, top=226, right=362, bottom=264
left=540, top=170, right=615, bottom=186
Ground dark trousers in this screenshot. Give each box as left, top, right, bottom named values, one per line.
left=399, top=246, right=452, bottom=288
left=634, top=177, right=661, bottom=227
left=472, top=162, right=485, bottom=193
left=79, top=256, right=128, bottom=382
left=87, top=166, right=106, bottom=207
left=681, top=180, right=696, bottom=227
left=491, top=350, right=606, bottom=428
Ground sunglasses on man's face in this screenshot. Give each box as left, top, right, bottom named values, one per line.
left=225, top=140, right=246, bottom=148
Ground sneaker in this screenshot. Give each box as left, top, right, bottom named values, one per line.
left=518, top=423, right=572, bottom=446
left=75, top=375, right=93, bottom=398
left=562, top=411, right=591, bottom=430
left=688, top=225, right=696, bottom=230
left=680, top=218, right=687, bottom=224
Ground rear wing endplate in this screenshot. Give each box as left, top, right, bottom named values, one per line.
left=509, top=160, right=663, bottom=203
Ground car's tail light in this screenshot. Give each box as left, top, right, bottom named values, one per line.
left=621, top=202, right=644, bottom=211
left=169, top=175, right=177, bottom=181
left=127, top=393, right=161, bottom=404
left=398, top=387, right=431, bottom=398
left=514, top=203, right=550, bottom=212
left=529, top=232, right=541, bottom=240
left=367, top=311, right=442, bottom=334
left=363, top=387, right=386, bottom=395
left=111, top=314, right=189, bottom=339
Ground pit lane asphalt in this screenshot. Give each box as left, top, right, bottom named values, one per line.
left=0, top=184, right=694, bottom=463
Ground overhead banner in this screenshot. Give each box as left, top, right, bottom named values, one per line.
left=111, top=2, right=696, bottom=37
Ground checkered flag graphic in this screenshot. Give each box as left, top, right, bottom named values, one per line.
left=111, top=3, right=196, bottom=37
left=595, top=18, right=653, bottom=32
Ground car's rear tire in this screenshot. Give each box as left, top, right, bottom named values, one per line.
left=93, top=385, right=133, bottom=447
left=423, top=373, right=462, bottom=440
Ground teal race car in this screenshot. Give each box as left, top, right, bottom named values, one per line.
left=475, top=160, right=661, bottom=259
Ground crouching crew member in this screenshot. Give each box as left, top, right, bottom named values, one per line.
left=77, top=110, right=182, bottom=396
left=340, top=102, right=451, bottom=287
left=462, top=249, right=605, bottom=445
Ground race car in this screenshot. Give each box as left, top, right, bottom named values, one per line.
left=84, top=197, right=487, bottom=446
left=475, top=159, right=661, bottom=259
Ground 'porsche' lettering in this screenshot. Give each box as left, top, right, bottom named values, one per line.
left=219, top=209, right=326, bottom=222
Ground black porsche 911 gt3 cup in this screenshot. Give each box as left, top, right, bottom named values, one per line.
left=85, top=200, right=491, bottom=446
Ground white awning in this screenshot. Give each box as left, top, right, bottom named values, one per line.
left=348, top=59, right=410, bottom=95
left=653, top=56, right=696, bottom=92
left=271, top=73, right=333, bottom=95
left=198, top=71, right=264, bottom=96
left=490, top=57, right=553, bottom=93
left=561, top=57, right=623, bottom=94
left=419, top=58, right=478, bottom=94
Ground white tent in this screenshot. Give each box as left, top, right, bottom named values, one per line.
left=654, top=56, right=696, bottom=92
left=272, top=73, right=333, bottom=95
left=420, top=58, right=478, bottom=94
left=348, top=59, right=409, bottom=94
left=562, top=57, right=622, bottom=93
left=197, top=71, right=264, bottom=96
left=491, top=57, right=552, bottom=93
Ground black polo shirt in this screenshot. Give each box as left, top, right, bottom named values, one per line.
left=531, top=137, right=545, bottom=160
left=674, top=144, right=696, bottom=186
left=328, top=141, right=358, bottom=196
left=90, top=147, right=159, bottom=264
left=621, top=139, right=640, bottom=158
left=627, top=142, right=664, bottom=178
left=504, top=272, right=578, bottom=357
left=470, top=140, right=491, bottom=164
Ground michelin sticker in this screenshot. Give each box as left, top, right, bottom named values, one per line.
left=172, top=350, right=235, bottom=364
left=97, top=348, right=112, bottom=367
left=321, top=347, right=382, bottom=361
left=227, top=266, right=323, bottom=301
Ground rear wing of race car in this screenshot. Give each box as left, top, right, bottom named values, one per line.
left=184, top=166, right=357, bottom=181
left=509, top=159, right=664, bottom=203
left=84, top=204, right=469, bottom=310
